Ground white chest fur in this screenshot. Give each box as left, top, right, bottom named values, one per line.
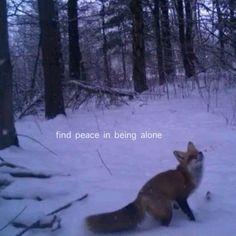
left=188, top=163, right=203, bottom=189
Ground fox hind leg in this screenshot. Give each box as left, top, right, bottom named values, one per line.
left=144, top=195, right=172, bottom=226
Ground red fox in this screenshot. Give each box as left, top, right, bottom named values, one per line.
left=86, top=142, right=204, bottom=233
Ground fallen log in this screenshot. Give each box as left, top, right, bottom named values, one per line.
left=66, top=80, right=135, bottom=99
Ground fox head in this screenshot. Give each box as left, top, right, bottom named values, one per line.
left=173, top=142, right=204, bottom=188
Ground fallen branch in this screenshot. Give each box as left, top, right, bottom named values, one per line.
left=67, top=80, right=135, bottom=99
left=0, top=157, right=26, bottom=169
left=14, top=215, right=61, bottom=235
left=17, top=134, right=58, bottom=157
left=10, top=172, right=51, bottom=178
left=0, top=179, right=12, bottom=190
left=14, top=194, right=88, bottom=236
left=96, top=150, right=112, bottom=176
left=0, top=206, right=27, bottom=232
left=2, top=195, right=43, bottom=201
left=47, top=193, right=88, bottom=216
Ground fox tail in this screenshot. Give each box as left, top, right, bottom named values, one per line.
left=86, top=199, right=145, bottom=233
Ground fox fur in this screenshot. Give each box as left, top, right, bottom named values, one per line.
left=86, top=142, right=204, bottom=233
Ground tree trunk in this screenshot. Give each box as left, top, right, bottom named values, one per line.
left=68, top=0, right=83, bottom=80
left=160, top=0, right=174, bottom=76
left=130, top=0, right=148, bottom=93
left=38, top=0, right=65, bottom=119
left=153, top=0, right=165, bottom=85
left=184, top=0, right=196, bottom=74
left=0, top=0, right=19, bottom=149
left=101, top=0, right=112, bottom=87
left=119, top=25, right=127, bottom=82
left=176, top=0, right=195, bottom=77
left=229, top=0, right=236, bottom=57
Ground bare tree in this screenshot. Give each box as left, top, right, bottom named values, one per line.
left=130, top=0, right=148, bottom=93
left=100, top=0, right=112, bottom=87
left=160, top=0, right=174, bottom=76
left=68, top=0, right=83, bottom=80
left=37, top=0, right=65, bottom=119
left=0, top=0, right=19, bottom=149
left=153, top=0, right=165, bottom=85
left=175, top=0, right=196, bottom=77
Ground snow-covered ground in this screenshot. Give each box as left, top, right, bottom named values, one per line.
left=1, top=90, right=236, bottom=236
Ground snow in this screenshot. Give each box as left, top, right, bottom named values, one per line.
left=0, top=90, right=236, bottom=236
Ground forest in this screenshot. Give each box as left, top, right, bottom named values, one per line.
left=0, top=0, right=236, bottom=236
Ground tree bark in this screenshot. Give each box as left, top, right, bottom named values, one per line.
left=160, top=0, right=174, bottom=76
left=0, top=0, right=19, bottom=149
left=176, top=0, right=196, bottom=77
left=37, top=0, right=65, bottom=119
left=68, top=0, right=83, bottom=80
left=101, top=0, right=112, bottom=87
left=130, top=0, right=148, bottom=93
left=153, top=0, right=165, bottom=85
left=229, top=0, right=236, bottom=57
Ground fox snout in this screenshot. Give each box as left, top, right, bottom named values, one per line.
left=197, top=151, right=204, bottom=162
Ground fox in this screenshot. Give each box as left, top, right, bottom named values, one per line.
left=86, top=141, right=204, bottom=233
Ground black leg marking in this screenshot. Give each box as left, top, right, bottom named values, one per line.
left=173, top=202, right=180, bottom=210
left=176, top=199, right=195, bottom=221
left=161, top=218, right=171, bottom=226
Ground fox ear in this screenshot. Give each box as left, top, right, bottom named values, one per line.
left=187, top=141, right=196, bottom=151
left=173, top=151, right=185, bottom=163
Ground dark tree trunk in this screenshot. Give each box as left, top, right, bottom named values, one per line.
left=160, top=0, right=174, bottom=76
left=0, top=0, right=19, bottom=149
left=184, top=0, right=196, bottom=74
left=119, top=25, right=127, bottom=82
left=68, top=0, right=83, bottom=80
left=38, top=0, right=65, bottom=119
left=176, top=0, right=195, bottom=78
left=130, top=0, right=148, bottom=93
left=153, top=0, right=165, bottom=85
left=229, top=0, right=236, bottom=57
left=101, top=0, right=112, bottom=87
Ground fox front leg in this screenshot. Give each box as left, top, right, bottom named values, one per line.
left=176, top=198, right=195, bottom=221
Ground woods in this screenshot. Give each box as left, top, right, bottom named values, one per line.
left=0, top=0, right=18, bottom=149
left=1, top=1, right=236, bottom=235
left=0, top=0, right=235, bottom=147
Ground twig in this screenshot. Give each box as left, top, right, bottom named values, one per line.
left=17, top=134, right=58, bottom=157
left=17, top=94, right=43, bottom=120
left=96, top=150, right=112, bottom=176
left=0, top=157, right=26, bottom=169
left=0, top=206, right=27, bottom=232
left=47, top=194, right=88, bottom=215
left=14, top=194, right=88, bottom=236
left=10, top=172, right=51, bottom=178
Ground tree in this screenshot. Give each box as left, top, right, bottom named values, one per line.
left=130, top=0, right=148, bottom=93
left=153, top=0, right=165, bottom=85
left=160, top=0, right=174, bottom=76
left=38, top=0, right=65, bottom=119
left=175, top=0, right=196, bottom=78
left=106, top=0, right=131, bottom=83
left=68, top=0, right=83, bottom=80
left=100, top=0, right=112, bottom=87
left=0, top=0, right=19, bottom=149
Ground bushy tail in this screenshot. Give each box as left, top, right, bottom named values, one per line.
left=86, top=199, right=145, bottom=233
